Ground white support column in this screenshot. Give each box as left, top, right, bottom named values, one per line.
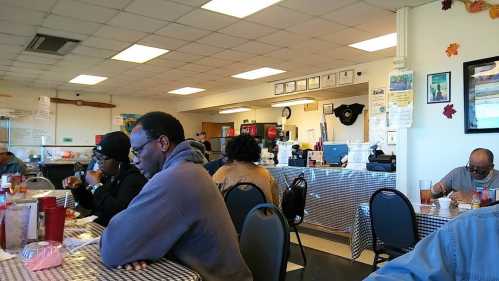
left=395, top=7, right=410, bottom=198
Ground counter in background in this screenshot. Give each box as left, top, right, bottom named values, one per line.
left=267, top=166, right=396, bottom=234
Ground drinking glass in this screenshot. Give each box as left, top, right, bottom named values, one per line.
left=419, top=180, right=433, bottom=205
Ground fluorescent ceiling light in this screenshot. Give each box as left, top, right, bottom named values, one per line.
left=112, top=44, right=169, bottom=63
left=232, top=67, right=286, bottom=80
left=202, top=0, right=282, bottom=18
left=349, top=33, right=397, bottom=52
left=271, top=98, right=315, bottom=107
left=168, top=87, right=206, bottom=95
left=69, top=74, right=107, bottom=85
left=219, top=107, right=251, bottom=114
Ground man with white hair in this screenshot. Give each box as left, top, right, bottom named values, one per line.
left=0, top=143, right=26, bottom=176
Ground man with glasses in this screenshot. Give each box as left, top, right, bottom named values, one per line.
left=100, top=112, right=252, bottom=281
left=63, top=131, right=146, bottom=226
left=431, top=148, right=499, bottom=203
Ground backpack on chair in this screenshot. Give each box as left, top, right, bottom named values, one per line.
left=281, top=173, right=307, bottom=224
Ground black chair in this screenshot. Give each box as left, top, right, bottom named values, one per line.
left=487, top=200, right=499, bottom=206
left=224, top=182, right=267, bottom=234
left=240, top=203, right=290, bottom=281
left=281, top=173, right=307, bottom=266
left=369, top=188, right=419, bottom=271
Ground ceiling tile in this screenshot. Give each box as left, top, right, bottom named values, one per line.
left=288, top=38, right=340, bottom=53
left=197, top=33, right=247, bottom=48
left=319, top=27, right=372, bottom=45
left=155, top=23, right=212, bottom=41
left=211, top=49, right=255, bottom=61
left=146, top=58, right=186, bottom=68
left=52, top=0, right=118, bottom=23
left=356, top=13, right=396, bottom=36
left=170, top=0, right=210, bottom=7
left=258, top=30, right=307, bottom=47
left=56, top=54, right=103, bottom=67
left=161, top=51, right=204, bottom=63
left=0, top=20, right=36, bottom=37
left=218, top=21, right=277, bottom=40
left=0, top=44, right=24, bottom=57
left=177, top=9, right=238, bottom=31
left=364, top=0, right=434, bottom=11
left=322, top=2, right=394, bottom=27
left=85, top=60, right=136, bottom=75
left=42, top=15, right=102, bottom=35
left=231, top=41, right=280, bottom=55
left=246, top=5, right=312, bottom=29
left=0, top=0, right=57, bottom=12
left=285, top=18, right=347, bottom=37
left=79, top=0, right=132, bottom=9
left=178, top=63, right=213, bottom=73
left=195, top=56, right=234, bottom=67
left=125, top=0, right=194, bottom=21
left=94, top=26, right=147, bottom=42
left=0, top=34, right=31, bottom=47
left=71, top=46, right=116, bottom=58
left=37, top=27, right=89, bottom=41
left=82, top=36, right=131, bottom=51
left=138, top=35, right=188, bottom=51
left=177, top=42, right=223, bottom=56
left=0, top=6, right=47, bottom=26
left=12, top=61, right=53, bottom=71
left=240, top=55, right=282, bottom=66
left=108, top=12, right=167, bottom=33
left=279, top=0, right=358, bottom=16
left=322, top=46, right=372, bottom=62
left=16, top=53, right=61, bottom=65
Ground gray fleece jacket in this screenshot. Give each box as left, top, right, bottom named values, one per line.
left=100, top=141, right=253, bottom=281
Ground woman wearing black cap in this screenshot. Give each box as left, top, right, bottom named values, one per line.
left=63, top=131, right=147, bottom=226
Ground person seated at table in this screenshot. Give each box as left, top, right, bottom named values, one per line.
left=213, top=134, right=279, bottom=205
left=363, top=205, right=499, bottom=281
left=100, top=112, right=252, bottom=281
left=63, top=131, right=146, bottom=226
left=0, top=143, right=27, bottom=176
left=431, top=148, right=499, bottom=203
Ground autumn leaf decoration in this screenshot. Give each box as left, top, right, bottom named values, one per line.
left=446, top=43, right=460, bottom=57
left=443, top=104, right=457, bottom=119
left=442, top=0, right=499, bottom=19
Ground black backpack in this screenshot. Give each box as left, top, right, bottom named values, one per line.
left=281, top=173, right=307, bottom=225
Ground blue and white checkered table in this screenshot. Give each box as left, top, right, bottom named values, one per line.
left=0, top=222, right=201, bottom=281
left=350, top=202, right=468, bottom=260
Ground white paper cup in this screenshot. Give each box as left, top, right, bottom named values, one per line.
left=439, top=197, right=451, bottom=209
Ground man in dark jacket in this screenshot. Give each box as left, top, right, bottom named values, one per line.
left=100, top=112, right=252, bottom=281
left=63, top=131, right=146, bottom=226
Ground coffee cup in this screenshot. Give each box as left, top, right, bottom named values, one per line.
left=438, top=197, right=451, bottom=209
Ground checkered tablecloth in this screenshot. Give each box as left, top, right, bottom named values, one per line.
left=0, top=223, right=201, bottom=281
left=350, top=202, right=467, bottom=260
left=14, top=190, right=76, bottom=209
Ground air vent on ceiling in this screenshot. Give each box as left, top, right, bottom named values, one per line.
left=26, top=34, right=80, bottom=56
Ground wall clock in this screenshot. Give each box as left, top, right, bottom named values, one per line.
left=281, top=106, right=291, bottom=119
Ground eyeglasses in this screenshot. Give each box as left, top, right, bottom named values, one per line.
left=466, top=163, right=491, bottom=177
left=131, top=138, right=155, bottom=157
left=95, top=153, right=111, bottom=162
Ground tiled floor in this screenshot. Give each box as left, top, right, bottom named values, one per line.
left=285, top=230, right=375, bottom=281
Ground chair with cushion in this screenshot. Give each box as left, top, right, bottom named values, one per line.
left=224, top=182, right=267, bottom=234
left=24, top=176, right=56, bottom=190
left=281, top=173, right=308, bottom=266
left=369, top=188, right=419, bottom=271
left=240, top=203, right=290, bottom=281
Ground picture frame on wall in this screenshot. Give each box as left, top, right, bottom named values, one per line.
left=323, top=103, right=334, bottom=115
left=296, top=79, right=307, bottom=91
left=427, top=72, right=451, bottom=104
left=464, top=56, right=499, bottom=134
left=308, top=76, right=320, bottom=90
left=274, top=83, right=284, bottom=95
left=337, top=70, right=354, bottom=85
left=285, top=81, right=296, bottom=93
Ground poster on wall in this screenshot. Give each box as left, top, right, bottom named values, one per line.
left=371, top=88, right=386, bottom=114
left=388, top=70, right=414, bottom=129
left=120, top=114, right=141, bottom=135
left=35, top=96, right=51, bottom=121
left=427, top=72, right=451, bottom=104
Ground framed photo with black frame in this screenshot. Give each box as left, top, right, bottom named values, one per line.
left=427, top=72, right=451, bottom=104
left=464, top=56, right=499, bottom=134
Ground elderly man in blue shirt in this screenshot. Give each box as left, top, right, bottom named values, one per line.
left=364, top=205, right=499, bottom=281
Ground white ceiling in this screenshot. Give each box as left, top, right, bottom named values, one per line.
left=0, top=0, right=433, bottom=99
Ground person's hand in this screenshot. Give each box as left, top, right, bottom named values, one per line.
left=431, top=182, right=447, bottom=195
left=117, top=261, right=147, bottom=271
left=85, top=170, right=103, bottom=186
left=62, top=176, right=82, bottom=189
left=450, top=191, right=473, bottom=204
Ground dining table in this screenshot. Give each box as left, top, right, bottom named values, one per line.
left=0, top=222, right=202, bottom=281
left=350, top=202, right=468, bottom=260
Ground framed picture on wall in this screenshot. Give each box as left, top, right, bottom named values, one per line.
left=285, top=81, right=296, bottom=93
left=427, top=72, right=451, bottom=104
left=464, top=56, right=499, bottom=134
left=308, top=76, right=320, bottom=90
left=274, top=83, right=284, bottom=95
left=323, top=103, right=334, bottom=115
left=296, top=79, right=307, bottom=91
